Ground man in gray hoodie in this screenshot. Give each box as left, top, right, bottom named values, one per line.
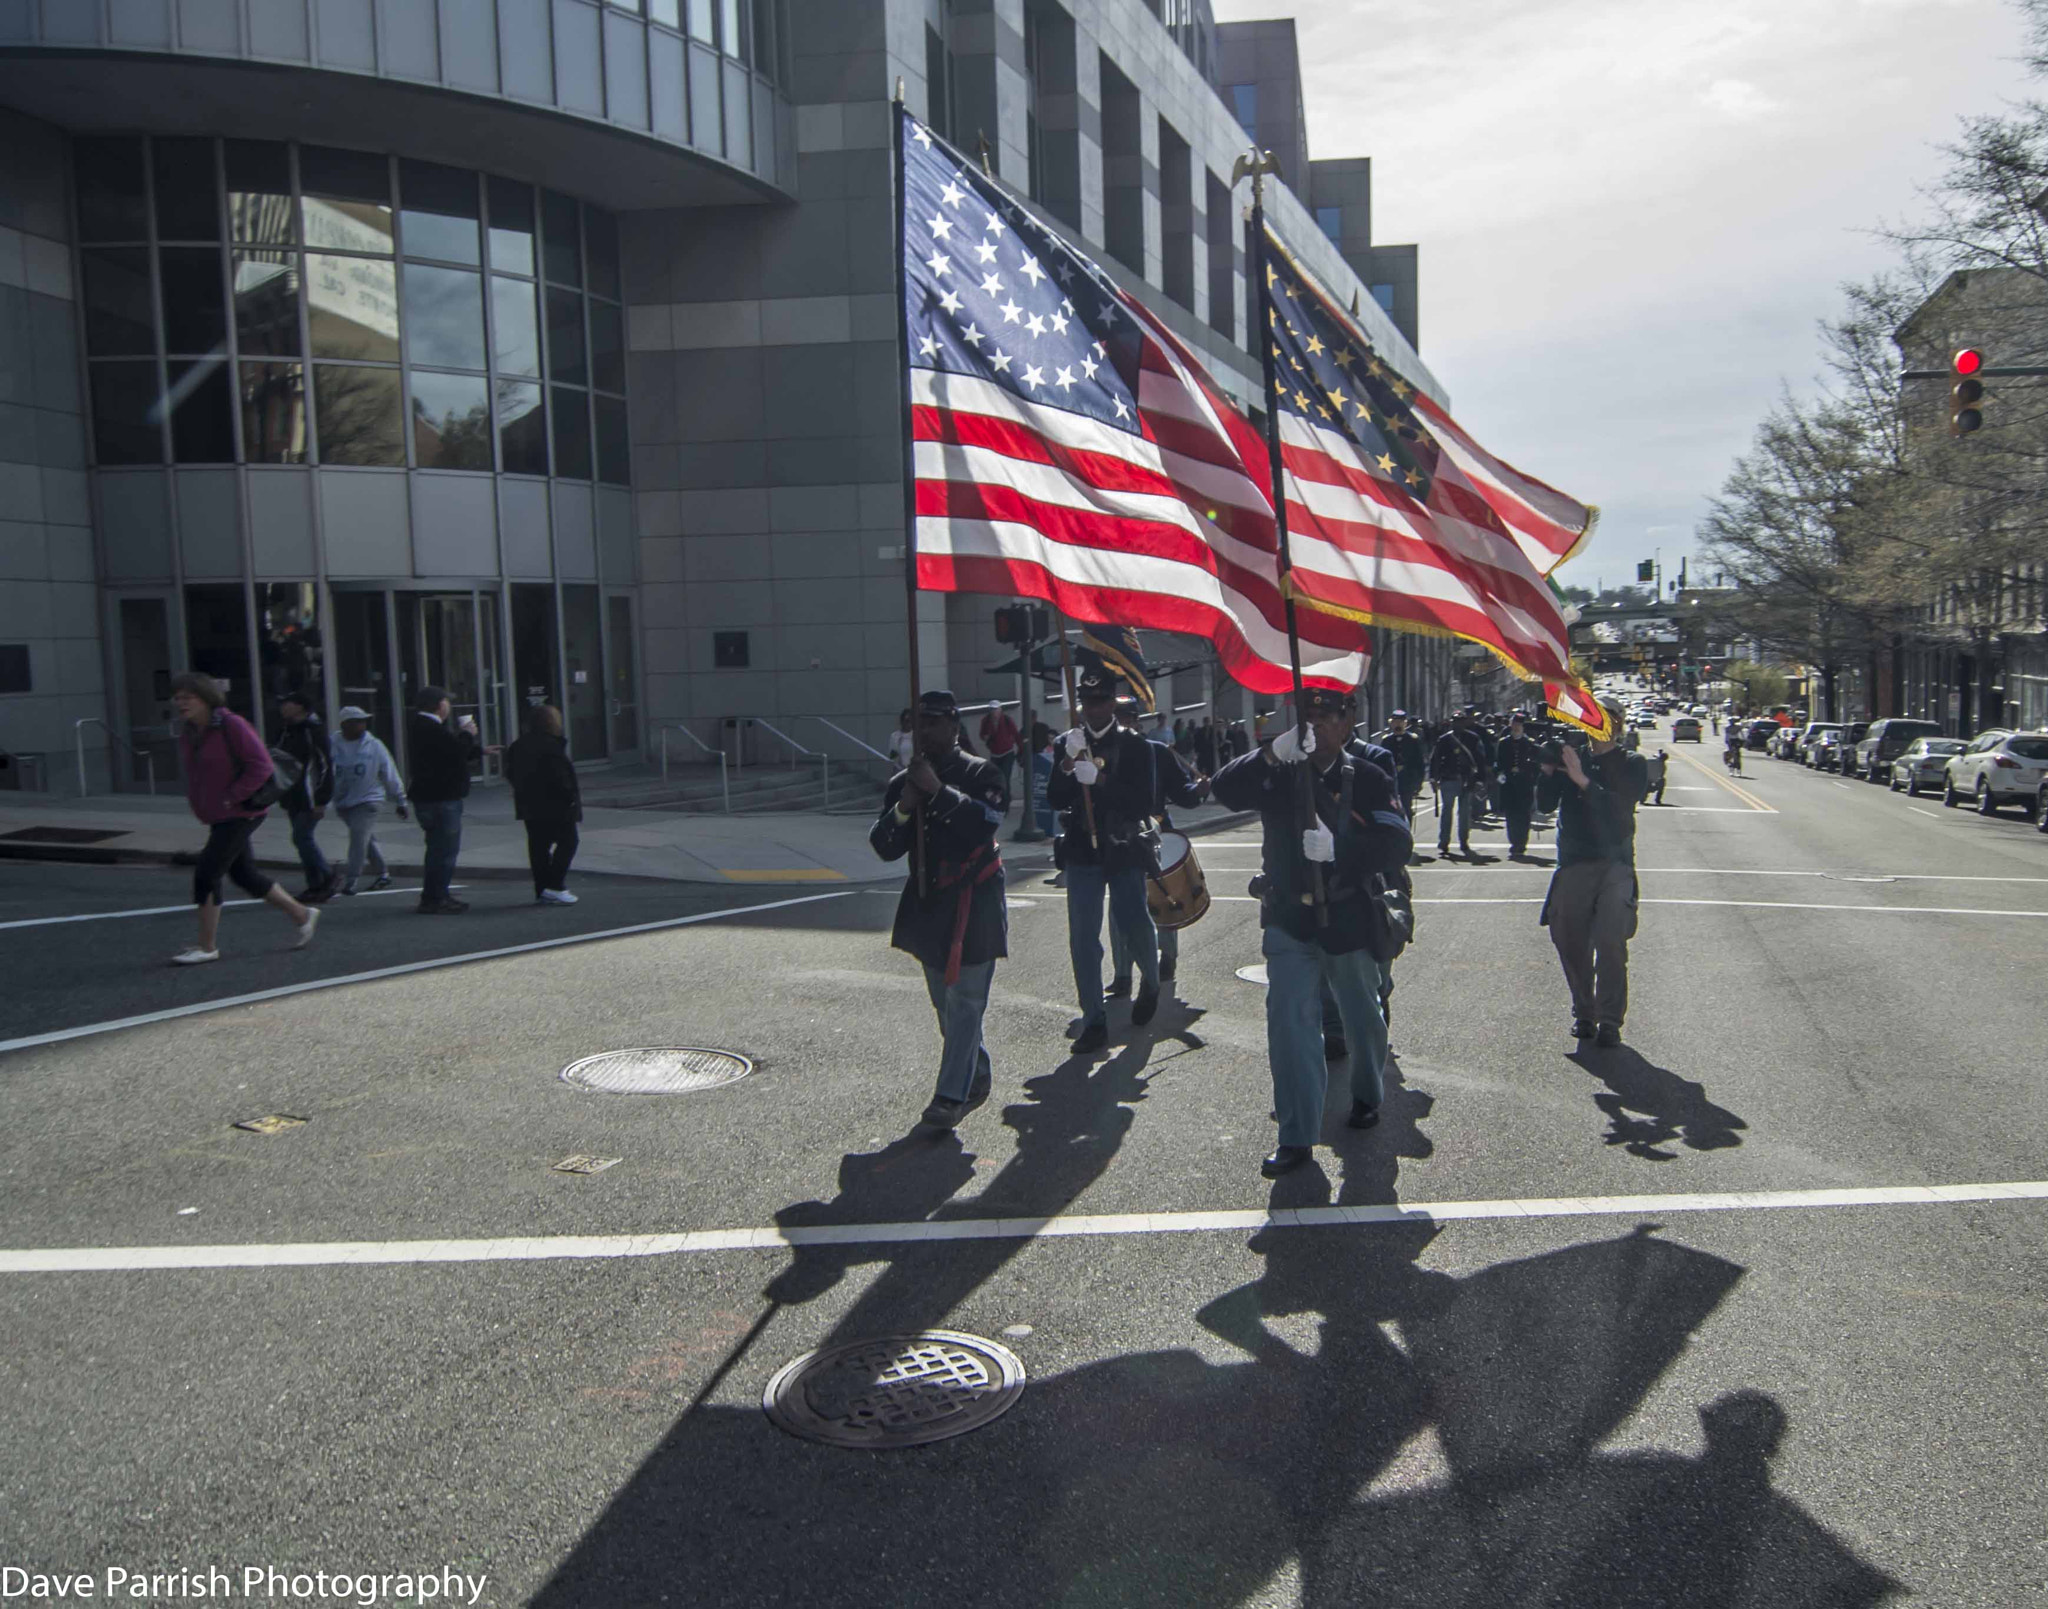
left=328, top=706, right=409, bottom=895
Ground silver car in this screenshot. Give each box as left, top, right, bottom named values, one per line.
left=1889, top=737, right=1965, bottom=796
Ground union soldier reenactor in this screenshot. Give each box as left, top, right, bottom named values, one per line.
left=1496, top=710, right=1544, bottom=860
left=1047, top=668, right=1165, bottom=1053
left=1536, top=700, right=1649, bottom=1048
left=1428, top=706, right=1489, bottom=859
left=869, top=688, right=1011, bottom=1129
left=1108, top=704, right=1208, bottom=998
left=1213, top=686, right=1414, bottom=1177
left=1373, top=708, right=1430, bottom=821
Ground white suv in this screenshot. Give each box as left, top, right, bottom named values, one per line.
left=1942, top=730, right=2048, bottom=815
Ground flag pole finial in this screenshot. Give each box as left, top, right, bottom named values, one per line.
left=894, top=76, right=905, bottom=105
left=975, top=129, right=993, bottom=177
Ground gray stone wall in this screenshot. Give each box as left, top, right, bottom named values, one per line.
left=0, top=109, right=97, bottom=792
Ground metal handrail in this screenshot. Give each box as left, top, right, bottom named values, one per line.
left=749, top=717, right=828, bottom=808
left=658, top=724, right=730, bottom=814
left=75, top=717, right=159, bottom=798
left=803, top=716, right=891, bottom=764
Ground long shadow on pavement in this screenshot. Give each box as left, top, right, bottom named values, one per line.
left=1570, top=1044, right=1749, bottom=1161
left=532, top=1032, right=1896, bottom=1606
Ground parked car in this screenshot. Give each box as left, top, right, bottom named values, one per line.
left=1889, top=737, right=1966, bottom=796
left=1745, top=719, right=1779, bottom=750
left=1672, top=715, right=1702, bottom=742
left=1792, top=722, right=1842, bottom=763
left=1808, top=730, right=1846, bottom=770
left=1856, top=718, right=1944, bottom=785
left=1943, top=731, right=2048, bottom=814
left=1835, top=722, right=1872, bottom=777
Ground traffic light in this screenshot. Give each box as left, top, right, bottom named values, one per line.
left=1951, top=348, right=1986, bottom=436
left=1701, top=662, right=1714, bottom=680
left=993, top=604, right=1050, bottom=644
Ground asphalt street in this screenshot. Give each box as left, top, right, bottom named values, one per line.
left=3, top=718, right=2046, bottom=1607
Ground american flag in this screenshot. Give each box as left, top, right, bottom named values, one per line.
left=1256, top=224, right=1608, bottom=734
left=897, top=109, right=1369, bottom=694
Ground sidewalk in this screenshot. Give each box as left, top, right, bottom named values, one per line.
left=0, top=789, right=1253, bottom=887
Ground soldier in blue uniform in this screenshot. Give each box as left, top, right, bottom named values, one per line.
left=1107, top=703, right=1208, bottom=998
left=1213, top=686, right=1414, bottom=1177
left=869, top=689, right=1011, bottom=1130
left=1047, top=668, right=1163, bottom=1053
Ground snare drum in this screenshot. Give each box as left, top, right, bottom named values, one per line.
left=1147, top=830, right=1211, bottom=930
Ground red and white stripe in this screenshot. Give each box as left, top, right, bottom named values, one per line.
left=1410, top=390, right=1597, bottom=574
left=910, top=321, right=1372, bottom=694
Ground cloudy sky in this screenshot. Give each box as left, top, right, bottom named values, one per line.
left=1211, top=0, right=2037, bottom=590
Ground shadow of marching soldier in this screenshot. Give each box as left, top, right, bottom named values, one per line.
left=1569, top=1043, right=1749, bottom=1160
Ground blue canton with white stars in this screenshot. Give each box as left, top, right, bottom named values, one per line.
left=1262, top=233, right=1440, bottom=502
left=901, top=111, right=1147, bottom=437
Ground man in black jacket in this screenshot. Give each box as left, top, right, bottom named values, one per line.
left=1428, top=708, right=1488, bottom=859
left=1047, top=669, right=1163, bottom=1053
left=1496, top=711, right=1544, bottom=860
left=1213, top=686, right=1413, bottom=1176
left=407, top=685, right=481, bottom=914
left=275, top=691, right=336, bottom=902
left=1536, top=701, right=1649, bottom=1047
left=870, top=688, right=1010, bottom=1130
left=1373, top=709, right=1429, bottom=819
left=1108, top=708, right=1207, bottom=997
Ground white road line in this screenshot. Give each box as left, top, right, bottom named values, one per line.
left=1909, top=807, right=1947, bottom=820
left=0, top=884, right=446, bottom=931
left=8, top=1180, right=2044, bottom=1273
left=1195, top=856, right=2048, bottom=886
left=0, top=890, right=859, bottom=1057
left=1405, top=896, right=2048, bottom=916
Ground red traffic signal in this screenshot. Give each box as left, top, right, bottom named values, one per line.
left=1953, top=349, right=1983, bottom=377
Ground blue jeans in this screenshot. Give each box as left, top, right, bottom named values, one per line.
left=1065, top=862, right=1157, bottom=1026
left=1264, top=925, right=1389, bottom=1147
left=1322, top=954, right=1393, bottom=1033
left=415, top=799, right=463, bottom=904
left=1437, top=784, right=1479, bottom=850
left=1111, top=917, right=1178, bottom=981
left=288, top=808, right=331, bottom=886
left=922, top=958, right=995, bottom=1102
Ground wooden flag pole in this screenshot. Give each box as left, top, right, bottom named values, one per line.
left=1052, top=606, right=1097, bottom=849
left=891, top=85, right=927, bottom=896
left=1239, top=149, right=1326, bottom=925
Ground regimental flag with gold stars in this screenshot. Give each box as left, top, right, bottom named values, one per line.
left=1258, top=224, right=1608, bottom=736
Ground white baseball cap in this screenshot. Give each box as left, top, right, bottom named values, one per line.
left=336, top=705, right=372, bottom=722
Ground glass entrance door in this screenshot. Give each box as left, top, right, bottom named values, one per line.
left=398, top=591, right=489, bottom=777
left=561, top=582, right=607, bottom=760
left=607, top=593, right=639, bottom=758
left=112, top=593, right=179, bottom=791
left=333, top=587, right=396, bottom=750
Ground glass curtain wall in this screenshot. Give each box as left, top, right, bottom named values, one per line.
left=76, top=137, right=630, bottom=483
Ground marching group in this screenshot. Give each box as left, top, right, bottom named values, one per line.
left=165, top=672, right=589, bottom=966
left=873, top=677, right=1651, bottom=1177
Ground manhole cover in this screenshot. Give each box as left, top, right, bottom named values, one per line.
left=764, top=1331, right=1026, bottom=1448
left=1235, top=963, right=1269, bottom=985
left=0, top=826, right=129, bottom=844
left=560, top=1047, right=753, bottom=1094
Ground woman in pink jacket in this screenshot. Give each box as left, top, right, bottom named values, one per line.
left=170, top=672, right=318, bottom=966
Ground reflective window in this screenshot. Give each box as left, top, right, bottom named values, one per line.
left=89, top=361, right=163, bottom=464
left=81, top=249, right=155, bottom=356
left=496, top=380, right=548, bottom=475
left=240, top=361, right=308, bottom=463
left=411, top=371, right=494, bottom=470
left=400, top=160, right=481, bottom=266
left=402, top=263, right=486, bottom=370
left=159, top=247, right=227, bottom=355
left=314, top=364, right=405, bottom=466
left=585, top=209, right=621, bottom=301
left=258, top=584, right=324, bottom=710
left=301, top=146, right=393, bottom=254
left=541, top=191, right=582, bottom=286
left=232, top=250, right=302, bottom=357
left=650, top=0, right=679, bottom=24
left=152, top=138, right=220, bottom=241
left=552, top=387, right=592, bottom=478
left=226, top=141, right=296, bottom=245
left=688, top=0, right=713, bottom=44
left=589, top=300, right=625, bottom=394
left=492, top=276, right=541, bottom=377
left=486, top=177, right=535, bottom=276
left=75, top=138, right=147, bottom=241
left=169, top=360, right=236, bottom=463
left=595, top=395, right=630, bottom=484
left=185, top=585, right=257, bottom=724
left=545, top=286, right=587, bottom=385
left=308, top=253, right=401, bottom=362
left=721, top=0, right=744, bottom=61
